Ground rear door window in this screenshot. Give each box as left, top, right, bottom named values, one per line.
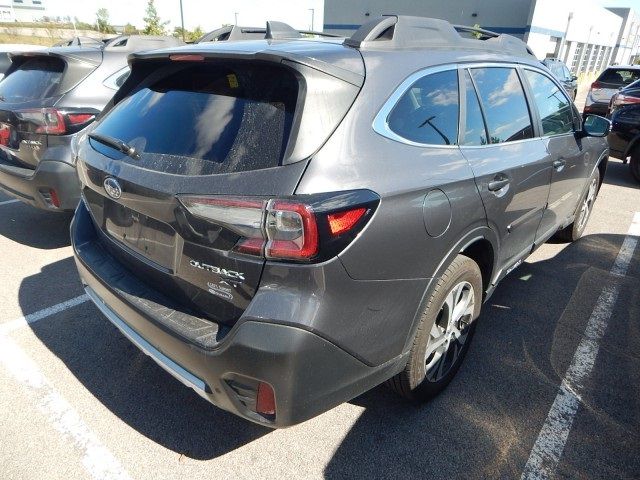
left=91, top=62, right=299, bottom=175
left=470, top=67, right=533, bottom=144
left=387, top=69, right=459, bottom=145
left=524, top=70, right=573, bottom=136
left=0, top=57, right=65, bottom=102
left=598, top=68, right=640, bottom=86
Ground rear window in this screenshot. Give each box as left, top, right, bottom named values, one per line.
left=598, top=68, right=640, bottom=86
left=91, top=62, right=298, bottom=175
left=0, top=57, right=65, bottom=102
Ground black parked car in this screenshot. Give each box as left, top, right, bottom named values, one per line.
left=0, top=35, right=183, bottom=212
left=72, top=17, right=609, bottom=427
left=542, top=58, right=578, bottom=100
left=608, top=79, right=640, bottom=182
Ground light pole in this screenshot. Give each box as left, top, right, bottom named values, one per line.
left=234, top=12, right=239, bottom=26
left=308, top=8, right=315, bottom=31
left=179, top=0, right=185, bottom=42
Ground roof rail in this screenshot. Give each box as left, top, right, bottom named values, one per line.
left=198, top=22, right=343, bottom=43
left=344, top=15, right=533, bottom=56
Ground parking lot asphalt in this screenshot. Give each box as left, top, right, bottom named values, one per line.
left=0, top=158, right=638, bottom=480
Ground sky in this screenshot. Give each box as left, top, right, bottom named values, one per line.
left=45, top=0, right=640, bottom=33
left=47, top=0, right=324, bottom=32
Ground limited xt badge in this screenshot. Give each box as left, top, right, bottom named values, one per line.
left=189, top=260, right=245, bottom=281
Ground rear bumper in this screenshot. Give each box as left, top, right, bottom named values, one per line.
left=0, top=155, right=80, bottom=211
left=72, top=201, right=406, bottom=427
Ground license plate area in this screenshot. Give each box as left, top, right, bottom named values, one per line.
left=103, top=199, right=176, bottom=271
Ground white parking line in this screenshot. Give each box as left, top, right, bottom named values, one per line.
left=521, top=212, right=640, bottom=480
left=0, top=198, right=20, bottom=206
left=0, top=294, right=89, bottom=335
left=0, top=336, right=131, bottom=480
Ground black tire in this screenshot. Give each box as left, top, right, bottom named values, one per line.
left=387, top=254, right=482, bottom=401
left=631, top=150, right=640, bottom=183
left=555, top=168, right=600, bottom=242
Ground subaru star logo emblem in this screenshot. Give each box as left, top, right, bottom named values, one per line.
left=103, top=177, right=122, bottom=199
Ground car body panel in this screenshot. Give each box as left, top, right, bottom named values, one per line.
left=70, top=23, right=610, bottom=426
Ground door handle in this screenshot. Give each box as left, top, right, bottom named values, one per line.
left=553, top=159, right=566, bottom=171
left=488, top=176, right=510, bottom=192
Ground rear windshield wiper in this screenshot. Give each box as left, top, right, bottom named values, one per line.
left=89, top=133, right=140, bottom=160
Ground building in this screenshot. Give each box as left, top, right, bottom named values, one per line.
left=324, top=0, right=628, bottom=75
left=608, top=8, right=640, bottom=65
left=0, top=0, right=46, bottom=23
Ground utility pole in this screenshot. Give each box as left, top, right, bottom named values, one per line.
left=309, top=8, right=315, bottom=31
left=234, top=12, right=239, bottom=26
left=179, top=0, right=185, bottom=42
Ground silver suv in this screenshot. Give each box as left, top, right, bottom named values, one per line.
left=71, top=16, right=610, bottom=427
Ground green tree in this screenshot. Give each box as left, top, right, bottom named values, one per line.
left=96, top=8, right=116, bottom=34
left=142, top=0, right=168, bottom=35
left=173, top=25, right=204, bottom=42
left=123, top=23, right=139, bottom=34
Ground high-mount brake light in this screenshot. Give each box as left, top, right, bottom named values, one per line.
left=178, top=191, right=379, bottom=262
left=327, top=207, right=366, bottom=236
left=170, top=54, right=205, bottom=62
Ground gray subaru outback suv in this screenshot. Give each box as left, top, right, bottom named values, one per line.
left=71, top=17, right=610, bottom=427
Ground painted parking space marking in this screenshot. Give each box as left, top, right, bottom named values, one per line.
left=0, top=293, right=89, bottom=335
left=0, top=335, right=131, bottom=480
left=0, top=198, right=20, bottom=206
left=521, top=212, right=640, bottom=480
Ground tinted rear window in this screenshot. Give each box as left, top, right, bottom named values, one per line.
left=0, top=57, right=65, bottom=102
left=598, top=68, right=640, bottom=86
left=387, top=69, right=459, bottom=145
left=91, top=62, right=298, bottom=175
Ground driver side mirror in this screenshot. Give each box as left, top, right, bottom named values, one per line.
left=582, top=114, right=610, bottom=137
left=571, top=75, right=578, bottom=82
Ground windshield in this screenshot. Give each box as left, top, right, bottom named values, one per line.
left=91, top=62, right=299, bottom=175
left=0, top=57, right=65, bottom=102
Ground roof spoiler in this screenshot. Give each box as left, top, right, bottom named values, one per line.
left=344, top=15, right=534, bottom=56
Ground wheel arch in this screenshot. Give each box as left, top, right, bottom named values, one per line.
left=400, top=226, right=499, bottom=356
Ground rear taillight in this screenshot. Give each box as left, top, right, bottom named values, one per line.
left=16, top=108, right=96, bottom=135
left=265, top=200, right=318, bottom=260
left=591, top=81, right=603, bottom=90
left=178, top=191, right=379, bottom=262
left=612, top=93, right=640, bottom=108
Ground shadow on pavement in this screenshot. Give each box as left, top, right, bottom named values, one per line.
left=0, top=201, right=72, bottom=249
left=20, top=260, right=269, bottom=460
left=324, top=232, right=639, bottom=479
left=603, top=157, right=639, bottom=189
left=18, top=233, right=639, bottom=472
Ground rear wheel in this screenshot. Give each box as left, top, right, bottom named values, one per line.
left=388, top=255, right=482, bottom=401
left=555, top=169, right=600, bottom=242
left=631, top=149, right=640, bottom=183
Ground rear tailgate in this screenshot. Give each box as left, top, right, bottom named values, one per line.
left=0, top=51, right=100, bottom=168
left=76, top=49, right=363, bottom=326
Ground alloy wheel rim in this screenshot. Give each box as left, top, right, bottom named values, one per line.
left=424, top=281, right=475, bottom=382
left=577, top=178, right=597, bottom=232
